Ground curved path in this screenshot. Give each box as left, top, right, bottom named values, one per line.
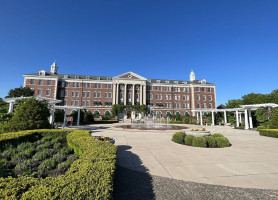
left=89, top=123, right=278, bottom=198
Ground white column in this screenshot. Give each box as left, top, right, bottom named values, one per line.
left=224, top=110, right=227, bottom=124
left=248, top=109, right=253, bottom=129
left=116, top=84, right=119, bottom=104
left=239, top=113, right=242, bottom=123
left=124, top=84, right=127, bottom=105
left=77, top=109, right=81, bottom=126
left=63, top=108, right=67, bottom=127
left=132, top=84, right=135, bottom=105
left=244, top=109, right=249, bottom=130
left=49, top=105, right=55, bottom=125
left=200, top=111, right=203, bottom=125
left=8, top=102, right=14, bottom=113
left=211, top=111, right=215, bottom=126
left=196, top=112, right=199, bottom=123
left=140, top=85, right=143, bottom=105
left=236, top=110, right=239, bottom=127
left=143, top=85, right=146, bottom=105
left=112, top=84, right=116, bottom=104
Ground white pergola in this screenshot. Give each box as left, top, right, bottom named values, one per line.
left=3, top=97, right=85, bottom=126
left=192, top=103, right=278, bottom=130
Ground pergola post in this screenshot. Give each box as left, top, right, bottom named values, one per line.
left=224, top=110, right=227, bottom=125
left=63, top=108, right=67, bottom=127
left=8, top=102, right=14, bottom=113
left=49, top=105, right=55, bottom=125
left=248, top=109, right=253, bottom=129
left=236, top=110, right=239, bottom=127
left=77, top=109, right=81, bottom=126
left=239, top=113, right=242, bottom=124
left=196, top=112, right=199, bottom=123
left=244, top=109, right=249, bottom=130
left=200, top=111, right=203, bottom=125
left=211, top=111, right=215, bottom=126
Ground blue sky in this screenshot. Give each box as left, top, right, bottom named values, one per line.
left=0, top=0, right=278, bottom=105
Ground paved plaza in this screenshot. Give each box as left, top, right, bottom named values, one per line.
left=91, top=123, right=278, bottom=191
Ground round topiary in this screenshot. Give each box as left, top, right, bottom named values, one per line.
left=192, top=136, right=207, bottom=148
left=212, top=133, right=224, bottom=138
left=204, top=136, right=217, bottom=147
left=184, top=135, right=194, bottom=146
left=215, top=136, right=230, bottom=147
left=172, top=132, right=186, bottom=144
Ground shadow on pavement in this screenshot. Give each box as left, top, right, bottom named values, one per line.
left=114, top=145, right=155, bottom=200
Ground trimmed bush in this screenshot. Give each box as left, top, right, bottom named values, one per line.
left=38, top=158, right=58, bottom=171
left=204, top=136, right=217, bottom=148
left=269, top=108, right=278, bottom=129
left=215, top=137, right=230, bottom=147
left=184, top=135, right=194, bottom=146
left=0, top=129, right=117, bottom=199
left=192, top=136, right=207, bottom=148
left=212, top=133, right=224, bottom=138
left=259, top=129, right=278, bottom=138
left=172, top=132, right=186, bottom=144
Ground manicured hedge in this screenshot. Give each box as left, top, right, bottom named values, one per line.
left=214, top=136, right=230, bottom=147
left=259, top=129, right=278, bottom=138
left=172, top=132, right=186, bottom=144
left=212, top=133, right=224, bottom=138
left=184, top=135, right=194, bottom=146
left=192, top=136, right=207, bottom=148
left=0, top=129, right=117, bottom=199
left=204, top=136, right=217, bottom=147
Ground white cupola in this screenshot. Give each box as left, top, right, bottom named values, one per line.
left=50, top=61, right=58, bottom=74
left=190, top=70, right=195, bottom=81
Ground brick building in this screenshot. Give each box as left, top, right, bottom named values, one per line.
left=23, top=62, right=216, bottom=117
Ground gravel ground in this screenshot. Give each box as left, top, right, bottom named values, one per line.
left=114, top=166, right=278, bottom=200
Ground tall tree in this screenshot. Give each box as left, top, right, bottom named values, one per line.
left=225, top=99, right=243, bottom=108
left=6, top=86, right=34, bottom=98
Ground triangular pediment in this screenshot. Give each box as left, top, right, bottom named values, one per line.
left=113, top=71, right=147, bottom=80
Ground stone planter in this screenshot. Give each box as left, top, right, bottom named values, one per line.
left=185, top=131, right=211, bottom=137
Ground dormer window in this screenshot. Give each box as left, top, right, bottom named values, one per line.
left=165, top=80, right=170, bottom=83
left=128, top=75, right=132, bottom=78
left=174, top=81, right=178, bottom=84
left=147, top=79, right=152, bottom=82
left=183, top=82, right=187, bottom=84
left=64, top=75, right=68, bottom=78
left=86, top=76, right=90, bottom=79
left=107, top=77, right=111, bottom=80
left=75, top=76, right=79, bottom=79
left=39, top=70, right=46, bottom=76
left=97, top=77, right=101, bottom=80
left=156, top=80, right=160, bottom=83
left=200, top=79, right=206, bottom=84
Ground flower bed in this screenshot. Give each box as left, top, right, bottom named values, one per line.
left=0, top=129, right=117, bottom=199
left=172, top=132, right=230, bottom=148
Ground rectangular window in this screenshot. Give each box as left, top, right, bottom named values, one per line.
left=60, top=90, right=64, bottom=97
left=83, top=92, right=86, bottom=98
left=187, top=103, right=190, bottom=109
left=177, top=88, right=180, bottom=92
left=94, top=92, right=97, bottom=98
left=94, top=83, right=98, bottom=88
left=105, top=92, right=108, bottom=98
left=98, top=92, right=101, bottom=98
left=183, top=95, right=186, bottom=100
left=120, top=93, right=123, bottom=99
left=169, top=94, right=171, bottom=100
left=65, top=90, right=68, bottom=97
left=72, top=91, right=75, bottom=97
left=72, top=82, right=76, bottom=87
left=109, top=92, right=112, bottom=98
left=76, top=83, right=80, bottom=88
left=177, top=95, right=180, bottom=100
left=39, top=80, right=43, bottom=85
left=75, top=100, right=79, bottom=106
left=204, top=103, right=207, bottom=108
left=30, top=79, right=35, bottom=84
left=65, top=82, right=69, bottom=87
left=61, top=81, right=65, bottom=87
left=46, top=89, right=51, bottom=96
left=87, top=83, right=91, bottom=88
left=156, top=94, right=158, bottom=100
left=203, top=95, right=206, bottom=101
left=150, top=94, right=153, bottom=99
left=187, top=95, right=190, bottom=101
left=76, top=92, right=79, bottom=97
left=196, top=87, right=200, bottom=92
left=197, top=103, right=200, bottom=108
left=128, top=93, right=131, bottom=99
left=71, top=101, right=74, bottom=106
left=86, top=100, right=90, bottom=106
left=209, top=95, right=212, bottom=101
left=165, top=95, right=168, bottom=100
left=47, top=80, right=51, bottom=85
left=82, top=100, right=86, bottom=106
left=87, top=92, right=90, bottom=98
left=208, top=88, right=211, bottom=92
left=98, top=84, right=102, bottom=89
left=160, top=94, right=162, bottom=100
left=197, top=95, right=200, bottom=100
left=38, top=89, right=42, bottom=96
left=209, top=103, right=212, bottom=108
left=174, top=95, right=177, bottom=100
left=136, top=93, right=139, bottom=99
left=83, top=83, right=87, bottom=88
left=64, top=100, right=67, bottom=106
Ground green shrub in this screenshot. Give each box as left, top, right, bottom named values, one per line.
left=257, top=125, right=269, bottom=131
left=0, top=158, right=9, bottom=169
left=192, top=136, right=207, bottom=148
left=57, top=160, right=73, bottom=171
left=212, top=133, right=224, bottom=138
left=60, top=147, right=73, bottom=155
left=36, top=141, right=52, bottom=150
left=38, top=158, right=58, bottom=171
left=205, top=136, right=217, bottom=147
left=52, top=153, right=67, bottom=163
left=53, top=136, right=65, bottom=143
left=17, top=142, right=33, bottom=152
left=1, top=148, right=17, bottom=160
left=215, top=137, right=230, bottom=147
left=269, top=108, right=278, bottom=129
left=184, top=135, right=194, bottom=146
left=0, top=129, right=117, bottom=199
left=41, top=135, right=53, bottom=142
left=172, top=132, right=186, bottom=144
left=15, top=159, right=33, bottom=171
left=259, top=129, right=278, bottom=138
left=53, top=143, right=62, bottom=149
left=33, top=149, right=54, bottom=161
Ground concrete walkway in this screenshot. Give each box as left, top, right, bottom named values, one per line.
left=91, top=123, right=278, bottom=190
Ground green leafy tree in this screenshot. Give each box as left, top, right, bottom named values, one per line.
left=225, top=99, right=242, bottom=108
left=84, top=111, right=94, bottom=124
left=269, top=108, right=278, bottom=129
left=6, top=86, right=34, bottom=98
left=0, top=98, right=8, bottom=114
left=269, top=90, right=278, bottom=104
left=255, top=107, right=273, bottom=126
left=54, top=109, right=65, bottom=123
left=8, top=97, right=51, bottom=131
